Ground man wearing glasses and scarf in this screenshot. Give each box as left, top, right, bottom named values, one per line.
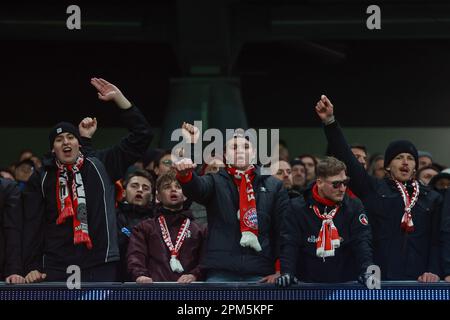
left=277, top=157, right=373, bottom=286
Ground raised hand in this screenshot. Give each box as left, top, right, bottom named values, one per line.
left=90, top=77, right=132, bottom=109
left=173, top=158, right=197, bottom=177
left=181, top=122, right=200, bottom=144
left=315, top=94, right=335, bottom=123
left=78, top=117, right=97, bottom=138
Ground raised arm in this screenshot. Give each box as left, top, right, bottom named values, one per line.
left=174, top=158, right=215, bottom=205
left=315, top=95, right=373, bottom=198
left=78, top=116, right=97, bottom=154
left=89, top=78, right=153, bottom=181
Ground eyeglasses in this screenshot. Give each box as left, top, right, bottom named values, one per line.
left=161, top=159, right=173, bottom=167
left=328, top=178, right=350, bottom=189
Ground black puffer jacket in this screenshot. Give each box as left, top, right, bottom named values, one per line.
left=179, top=167, right=289, bottom=277
left=324, top=120, right=443, bottom=280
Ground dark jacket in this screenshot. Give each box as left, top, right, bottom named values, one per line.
left=22, top=105, right=153, bottom=274
left=324, top=120, right=443, bottom=280
left=117, top=201, right=153, bottom=281
left=0, top=178, right=23, bottom=278
left=441, top=188, right=450, bottom=278
left=281, top=185, right=373, bottom=282
left=179, top=166, right=289, bottom=277
left=127, top=208, right=207, bottom=281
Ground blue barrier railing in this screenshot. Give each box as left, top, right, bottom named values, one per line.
left=0, top=281, right=449, bottom=300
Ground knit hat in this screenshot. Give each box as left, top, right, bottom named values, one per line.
left=384, top=140, right=419, bottom=170
left=49, top=122, right=81, bottom=150
left=418, top=150, right=433, bottom=161
left=290, top=159, right=305, bottom=168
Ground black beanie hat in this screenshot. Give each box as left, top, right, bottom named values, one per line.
left=384, top=140, right=419, bottom=170
left=49, top=122, right=81, bottom=150
left=290, top=159, right=305, bottom=168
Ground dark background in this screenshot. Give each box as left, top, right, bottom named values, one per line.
left=2, top=0, right=450, bottom=128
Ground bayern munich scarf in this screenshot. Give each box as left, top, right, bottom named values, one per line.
left=226, top=165, right=262, bottom=252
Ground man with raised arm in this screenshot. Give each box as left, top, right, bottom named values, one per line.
left=22, top=78, right=153, bottom=283
left=315, top=95, right=444, bottom=282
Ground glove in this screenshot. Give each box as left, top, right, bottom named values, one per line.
left=358, top=272, right=380, bottom=289
left=276, top=273, right=299, bottom=287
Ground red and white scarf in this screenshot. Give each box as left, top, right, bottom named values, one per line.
left=158, top=215, right=191, bottom=273
left=56, top=153, right=92, bottom=249
left=226, top=165, right=261, bottom=252
left=312, top=183, right=341, bottom=258
left=394, top=179, right=420, bottom=233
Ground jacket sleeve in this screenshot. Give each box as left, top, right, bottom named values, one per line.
left=127, top=223, right=152, bottom=281
left=349, top=199, right=374, bottom=275
left=428, top=189, right=450, bottom=278
left=187, top=224, right=208, bottom=281
left=427, top=192, right=443, bottom=276
left=280, top=197, right=303, bottom=275
left=80, top=136, right=95, bottom=155
left=441, top=189, right=450, bottom=277
left=178, top=171, right=215, bottom=206
left=94, top=105, right=153, bottom=182
left=21, top=171, right=45, bottom=274
left=323, top=121, right=374, bottom=198
left=272, top=180, right=289, bottom=265
left=2, top=180, right=24, bottom=276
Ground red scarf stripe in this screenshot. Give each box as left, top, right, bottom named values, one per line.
left=311, top=183, right=341, bottom=259
left=55, top=154, right=93, bottom=249
left=394, top=179, right=419, bottom=233
left=226, top=165, right=262, bottom=252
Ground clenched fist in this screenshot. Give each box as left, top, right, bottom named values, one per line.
left=78, top=117, right=97, bottom=138
left=315, top=94, right=335, bottom=124
left=173, top=158, right=197, bottom=177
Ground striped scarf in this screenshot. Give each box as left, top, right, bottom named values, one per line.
left=226, top=165, right=261, bottom=252
left=56, top=153, right=92, bottom=249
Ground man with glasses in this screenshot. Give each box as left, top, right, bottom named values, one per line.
left=153, top=151, right=174, bottom=177
left=277, top=157, right=373, bottom=286
left=315, top=95, right=444, bottom=282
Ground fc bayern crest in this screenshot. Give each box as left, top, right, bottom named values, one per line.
left=359, top=213, right=369, bottom=226
left=243, top=208, right=258, bottom=230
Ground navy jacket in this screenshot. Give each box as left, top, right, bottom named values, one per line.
left=323, top=120, right=443, bottom=280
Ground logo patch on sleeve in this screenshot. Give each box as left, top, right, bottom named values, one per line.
left=359, top=213, right=369, bottom=226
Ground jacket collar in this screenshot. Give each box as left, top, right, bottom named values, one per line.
left=154, top=206, right=194, bottom=220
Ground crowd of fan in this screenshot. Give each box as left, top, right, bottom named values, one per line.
left=1, top=81, right=450, bottom=287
